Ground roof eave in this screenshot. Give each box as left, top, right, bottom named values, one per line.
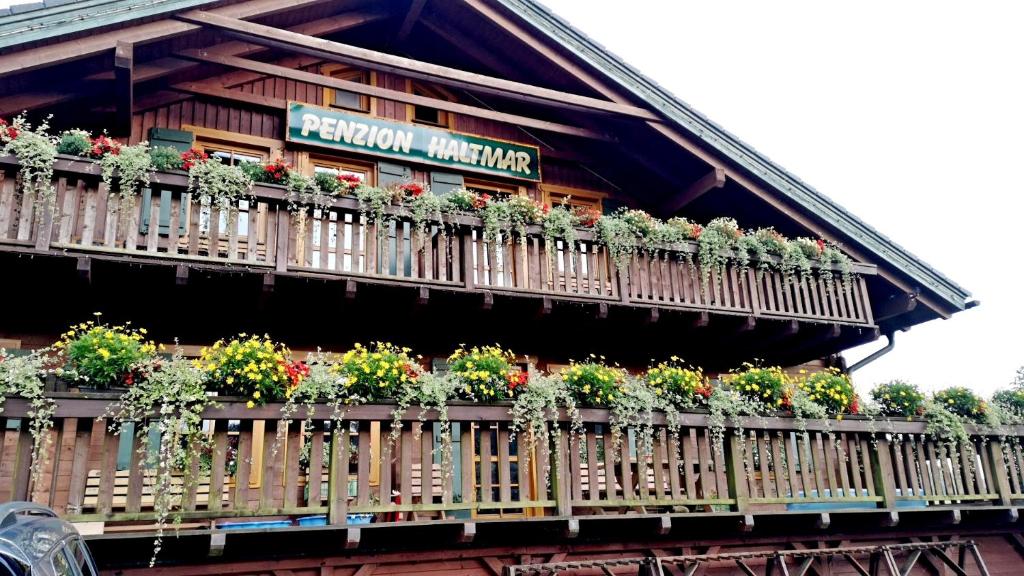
left=500, top=0, right=971, bottom=313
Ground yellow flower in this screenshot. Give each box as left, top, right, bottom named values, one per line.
left=246, top=401, right=255, bottom=409
left=253, top=391, right=261, bottom=399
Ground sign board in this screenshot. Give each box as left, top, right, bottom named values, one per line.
left=286, top=102, right=541, bottom=182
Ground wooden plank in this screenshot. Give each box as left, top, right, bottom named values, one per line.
left=357, top=422, right=371, bottom=506
left=284, top=420, right=301, bottom=508
left=308, top=423, right=325, bottom=507
left=0, top=173, right=14, bottom=239
left=859, top=437, right=875, bottom=497
left=619, top=431, right=634, bottom=500
left=174, top=14, right=660, bottom=121
left=516, top=434, right=530, bottom=503
left=846, top=434, right=863, bottom=497
left=15, top=188, right=35, bottom=242
left=479, top=424, right=492, bottom=503
left=125, top=430, right=146, bottom=513
left=420, top=422, right=434, bottom=505
left=58, top=179, right=82, bottom=243
left=327, top=422, right=349, bottom=525
left=233, top=420, right=253, bottom=510
left=97, top=424, right=119, bottom=514
left=400, top=427, right=413, bottom=505
left=651, top=428, right=667, bottom=499
left=461, top=423, right=475, bottom=506
left=772, top=433, right=788, bottom=497
left=757, top=431, right=773, bottom=499
left=208, top=420, right=228, bottom=511
left=602, top=426, right=617, bottom=500
left=497, top=423, right=512, bottom=504
left=586, top=429, right=600, bottom=502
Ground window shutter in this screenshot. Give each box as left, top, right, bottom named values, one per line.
left=429, top=171, right=464, bottom=196
left=333, top=89, right=362, bottom=111
left=378, top=161, right=412, bottom=187
left=140, top=188, right=187, bottom=235
left=148, top=128, right=193, bottom=152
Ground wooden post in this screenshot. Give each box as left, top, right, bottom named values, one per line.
left=987, top=438, right=1014, bottom=507
left=328, top=422, right=350, bottom=525
left=725, top=433, right=749, bottom=513
left=553, top=424, right=571, bottom=517
left=870, top=436, right=899, bottom=511
left=114, top=41, right=134, bottom=138
left=462, top=231, right=475, bottom=290
left=275, top=210, right=290, bottom=272
left=33, top=179, right=60, bottom=250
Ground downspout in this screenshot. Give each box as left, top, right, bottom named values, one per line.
left=848, top=331, right=896, bottom=374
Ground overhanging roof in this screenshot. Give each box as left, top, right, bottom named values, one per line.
left=0, top=0, right=972, bottom=314
left=498, top=0, right=972, bottom=313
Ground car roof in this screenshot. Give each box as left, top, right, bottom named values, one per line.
left=0, top=504, right=77, bottom=566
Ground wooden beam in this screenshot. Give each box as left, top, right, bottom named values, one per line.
left=665, top=168, right=726, bottom=214
left=114, top=41, right=134, bottom=138
left=90, top=12, right=386, bottom=84
left=0, top=0, right=332, bottom=79
left=172, top=82, right=287, bottom=110
left=875, top=292, right=918, bottom=323
left=396, top=0, right=427, bottom=43
left=173, top=11, right=660, bottom=121
left=175, top=50, right=613, bottom=141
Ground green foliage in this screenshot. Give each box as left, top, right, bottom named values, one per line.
left=448, top=344, right=524, bottom=401
left=0, top=349, right=57, bottom=493
left=645, top=356, right=711, bottom=408
left=104, top=353, right=211, bottom=566
left=339, top=342, right=422, bottom=403
left=560, top=356, right=627, bottom=406
left=186, top=157, right=253, bottom=208
left=286, top=172, right=333, bottom=212
left=56, top=129, right=92, bottom=156
left=870, top=380, right=926, bottom=417
left=725, top=363, right=790, bottom=410
left=196, top=334, right=291, bottom=405
left=149, top=146, right=184, bottom=172
left=797, top=367, right=858, bottom=415
left=933, top=386, right=988, bottom=422
left=0, top=115, right=57, bottom=213
left=100, top=141, right=152, bottom=200
left=991, top=389, right=1024, bottom=424
left=55, top=318, right=157, bottom=389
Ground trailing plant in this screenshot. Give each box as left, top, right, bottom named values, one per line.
left=286, top=172, right=334, bottom=212
left=819, top=241, right=854, bottom=291
left=780, top=238, right=814, bottom=281
left=0, top=115, right=57, bottom=213
left=797, top=367, right=859, bottom=416
left=448, top=344, right=525, bottom=401
left=607, top=375, right=668, bottom=461
left=180, top=148, right=207, bottom=170
left=595, top=213, right=636, bottom=270
left=443, top=187, right=486, bottom=212
left=706, top=386, right=764, bottom=455
left=196, top=334, right=292, bottom=406
left=490, top=194, right=546, bottom=246
left=100, top=141, right=153, bottom=203
left=53, top=317, right=157, bottom=389
left=990, top=389, right=1024, bottom=425
left=55, top=129, right=92, bottom=156
left=560, top=356, right=627, bottom=407
left=870, top=380, right=926, bottom=418
left=572, top=205, right=601, bottom=228
left=274, top=350, right=346, bottom=461
left=921, top=398, right=970, bottom=444
left=242, top=157, right=291, bottom=185
left=149, top=146, right=184, bottom=172
left=696, top=217, right=742, bottom=290
left=339, top=342, right=421, bottom=403
left=355, top=185, right=401, bottom=233
left=644, top=356, right=712, bottom=409
left=0, top=349, right=57, bottom=495
left=389, top=371, right=460, bottom=481
left=403, top=182, right=445, bottom=244
left=104, top=353, right=211, bottom=566
left=509, top=370, right=582, bottom=476
left=542, top=203, right=577, bottom=259
left=186, top=157, right=253, bottom=209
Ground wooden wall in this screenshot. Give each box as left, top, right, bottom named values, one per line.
left=129, top=63, right=611, bottom=195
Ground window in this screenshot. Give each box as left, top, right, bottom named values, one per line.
left=67, top=539, right=97, bottom=576
left=310, top=156, right=374, bottom=185
left=50, top=545, right=74, bottom=576
left=541, top=184, right=606, bottom=213
left=204, top=146, right=263, bottom=166
left=307, top=157, right=375, bottom=271
left=408, top=82, right=454, bottom=128
left=464, top=178, right=521, bottom=201
left=323, top=65, right=372, bottom=114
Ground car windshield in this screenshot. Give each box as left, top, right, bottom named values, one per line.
left=0, top=553, right=26, bottom=576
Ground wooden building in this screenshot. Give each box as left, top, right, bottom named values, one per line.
left=1, top=1, right=1013, bottom=576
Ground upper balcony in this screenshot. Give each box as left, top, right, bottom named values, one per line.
left=0, top=155, right=879, bottom=366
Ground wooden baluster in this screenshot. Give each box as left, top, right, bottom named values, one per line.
left=0, top=173, right=15, bottom=240
left=667, top=430, right=684, bottom=500
left=284, top=419, right=301, bottom=509
left=585, top=429, right=600, bottom=502
left=318, top=210, right=330, bottom=269
left=758, top=431, right=774, bottom=499
left=902, top=437, right=919, bottom=499
left=555, top=425, right=571, bottom=516
left=260, top=420, right=282, bottom=511
left=845, top=434, right=863, bottom=498
left=773, top=433, right=789, bottom=498
left=125, top=427, right=146, bottom=513
left=891, top=436, right=908, bottom=499
left=399, top=426, right=414, bottom=510
left=16, top=186, right=36, bottom=242
left=351, top=214, right=364, bottom=273
left=517, top=433, right=531, bottom=504
left=188, top=201, right=202, bottom=257
left=327, top=421, right=350, bottom=525
left=744, top=430, right=759, bottom=499
left=498, top=422, right=513, bottom=505
left=420, top=422, right=434, bottom=506
left=461, top=423, right=475, bottom=508
left=246, top=201, right=259, bottom=261
left=567, top=430, right=582, bottom=504
left=651, top=428, right=667, bottom=500
left=859, top=437, right=875, bottom=498
left=57, top=179, right=82, bottom=245
left=308, top=422, right=325, bottom=507
left=182, top=434, right=202, bottom=513
left=47, top=417, right=78, bottom=514
left=813, top=433, right=828, bottom=497
left=380, top=428, right=394, bottom=508
left=208, top=420, right=228, bottom=511
left=96, top=422, right=119, bottom=515
left=784, top=433, right=800, bottom=499
left=357, top=422, right=371, bottom=507
left=233, top=420, right=253, bottom=511
left=869, top=436, right=898, bottom=511
left=725, top=433, right=749, bottom=513
left=479, top=425, right=493, bottom=504
left=65, top=420, right=92, bottom=516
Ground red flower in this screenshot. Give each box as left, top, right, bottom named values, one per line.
left=691, top=224, right=703, bottom=240
left=506, top=371, right=528, bottom=390
left=471, top=193, right=491, bottom=209
left=88, top=135, right=121, bottom=158
left=337, top=173, right=363, bottom=192
left=400, top=182, right=425, bottom=197
left=280, top=359, right=310, bottom=389
left=180, top=148, right=208, bottom=170
left=262, top=159, right=291, bottom=183
left=0, top=119, right=17, bottom=140
left=816, top=239, right=826, bottom=256
left=572, top=206, right=601, bottom=227
left=849, top=395, right=860, bottom=415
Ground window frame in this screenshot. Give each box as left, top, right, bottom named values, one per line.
left=322, top=64, right=376, bottom=115
left=306, top=154, right=377, bottom=186
left=540, top=183, right=607, bottom=212
left=463, top=177, right=527, bottom=200
left=406, top=80, right=456, bottom=129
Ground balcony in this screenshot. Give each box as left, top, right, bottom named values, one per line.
left=0, top=155, right=877, bottom=340
left=2, top=396, right=1019, bottom=542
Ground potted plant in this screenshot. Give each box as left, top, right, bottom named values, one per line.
left=53, top=316, right=157, bottom=391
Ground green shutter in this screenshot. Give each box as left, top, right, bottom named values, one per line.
left=378, top=161, right=412, bottom=187
left=140, top=188, right=187, bottom=235
left=429, top=171, right=464, bottom=196
left=148, top=128, right=193, bottom=153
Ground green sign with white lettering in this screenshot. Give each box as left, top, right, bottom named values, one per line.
left=286, top=102, right=541, bottom=182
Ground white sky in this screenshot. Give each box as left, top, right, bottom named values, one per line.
left=0, top=0, right=1020, bottom=395
left=538, top=0, right=1024, bottom=396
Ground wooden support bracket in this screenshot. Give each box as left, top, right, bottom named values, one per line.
left=417, top=286, right=430, bottom=306
left=597, top=302, right=608, bottom=319
left=816, top=513, right=830, bottom=530
left=458, top=522, right=477, bottom=543
left=655, top=515, right=671, bottom=535
left=564, top=518, right=580, bottom=538
left=647, top=307, right=660, bottom=324
left=208, top=531, right=226, bottom=557
left=540, top=296, right=553, bottom=316
left=482, top=291, right=494, bottom=310
left=691, top=311, right=710, bottom=329
left=175, top=264, right=189, bottom=286
left=345, top=279, right=357, bottom=299
left=76, top=257, right=91, bottom=283
left=261, top=272, right=274, bottom=293
left=739, top=514, right=754, bottom=532
left=345, top=527, right=361, bottom=549
left=882, top=511, right=899, bottom=527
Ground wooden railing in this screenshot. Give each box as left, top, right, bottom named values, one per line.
left=0, top=155, right=876, bottom=326
left=1, top=396, right=1020, bottom=527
